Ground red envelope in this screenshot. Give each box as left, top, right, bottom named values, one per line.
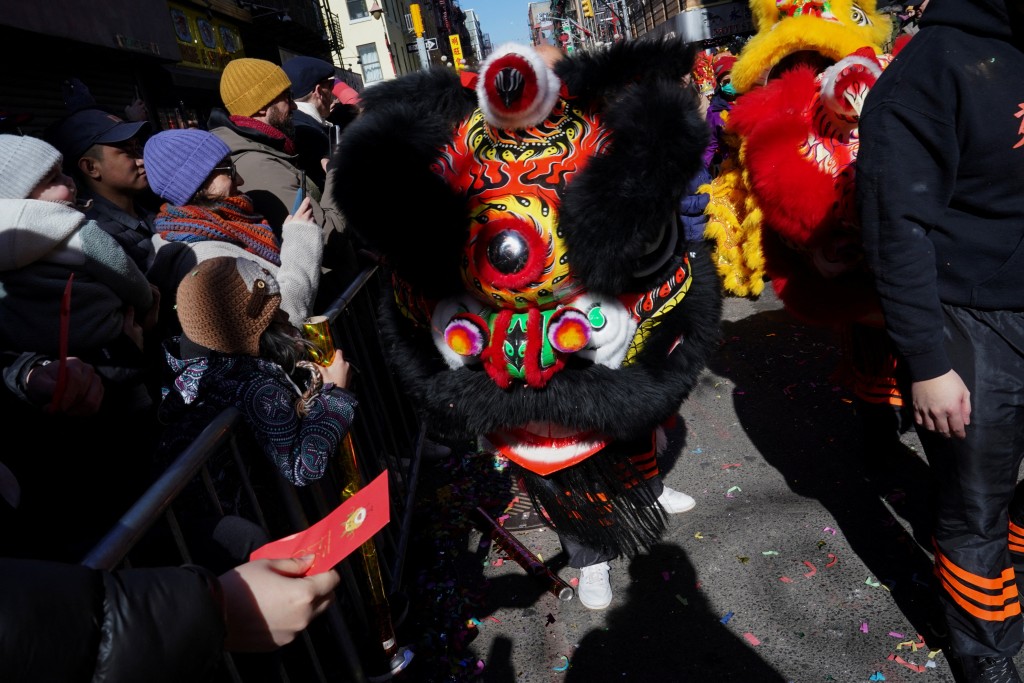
left=250, top=471, right=390, bottom=575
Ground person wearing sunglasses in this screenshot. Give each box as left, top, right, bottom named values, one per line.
left=143, top=128, right=323, bottom=341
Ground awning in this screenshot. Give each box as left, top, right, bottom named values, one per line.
left=0, top=0, right=180, bottom=60
left=161, top=64, right=223, bottom=90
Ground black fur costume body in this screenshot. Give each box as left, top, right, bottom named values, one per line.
left=334, top=40, right=722, bottom=557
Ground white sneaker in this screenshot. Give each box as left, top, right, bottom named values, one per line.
left=657, top=485, right=696, bottom=514
left=577, top=562, right=612, bottom=610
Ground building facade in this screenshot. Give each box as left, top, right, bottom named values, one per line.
left=0, top=0, right=343, bottom=135
left=327, top=0, right=475, bottom=83
left=628, top=0, right=754, bottom=47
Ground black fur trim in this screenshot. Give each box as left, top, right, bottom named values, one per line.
left=376, top=245, right=722, bottom=441
left=519, top=440, right=666, bottom=558
left=331, top=68, right=476, bottom=299
left=559, top=78, right=710, bottom=294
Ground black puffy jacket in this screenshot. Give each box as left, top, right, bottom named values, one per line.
left=0, top=559, right=225, bottom=682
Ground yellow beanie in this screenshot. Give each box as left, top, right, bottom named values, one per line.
left=220, top=58, right=292, bottom=117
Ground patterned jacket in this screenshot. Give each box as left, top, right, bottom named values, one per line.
left=158, top=337, right=356, bottom=503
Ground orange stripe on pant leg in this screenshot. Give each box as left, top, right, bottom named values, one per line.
left=936, top=564, right=1019, bottom=607
left=937, top=572, right=1023, bottom=622
left=627, top=452, right=659, bottom=479
left=936, top=550, right=1017, bottom=590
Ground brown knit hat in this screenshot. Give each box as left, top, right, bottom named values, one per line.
left=220, top=58, right=292, bottom=117
left=176, top=257, right=282, bottom=356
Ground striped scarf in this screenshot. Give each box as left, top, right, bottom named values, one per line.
left=229, top=115, right=296, bottom=155
left=155, top=194, right=282, bottom=266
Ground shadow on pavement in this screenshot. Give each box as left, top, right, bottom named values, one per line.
left=710, top=308, right=948, bottom=648
left=564, top=543, right=787, bottom=681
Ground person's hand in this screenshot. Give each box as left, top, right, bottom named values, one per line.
left=140, top=284, right=161, bottom=332
left=285, top=196, right=314, bottom=225
left=124, top=98, right=148, bottom=122
left=219, top=556, right=340, bottom=652
left=911, top=369, right=971, bottom=439
left=25, top=357, right=104, bottom=415
left=318, top=348, right=352, bottom=389
left=122, top=306, right=144, bottom=350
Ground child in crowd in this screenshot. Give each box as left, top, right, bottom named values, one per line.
left=0, top=133, right=160, bottom=560
left=157, top=256, right=355, bottom=566
left=143, top=128, right=323, bottom=338
left=0, top=134, right=156, bottom=378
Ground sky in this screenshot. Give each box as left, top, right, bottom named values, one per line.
left=463, top=0, right=535, bottom=47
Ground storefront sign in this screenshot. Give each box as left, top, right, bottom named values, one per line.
left=449, top=34, right=464, bottom=70
left=168, top=2, right=244, bottom=71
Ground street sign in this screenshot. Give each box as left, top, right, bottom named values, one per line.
left=407, top=37, right=438, bottom=52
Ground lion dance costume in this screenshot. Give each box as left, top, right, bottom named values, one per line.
left=703, top=0, right=907, bottom=412
left=334, top=40, right=721, bottom=557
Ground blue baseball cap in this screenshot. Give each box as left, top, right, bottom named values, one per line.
left=282, top=56, right=336, bottom=99
left=46, top=108, right=148, bottom=163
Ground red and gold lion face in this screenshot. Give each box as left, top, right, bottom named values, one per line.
left=335, top=41, right=719, bottom=487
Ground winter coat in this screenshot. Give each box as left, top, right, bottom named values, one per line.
left=678, top=165, right=712, bottom=243
left=858, top=0, right=1024, bottom=381
left=148, top=208, right=323, bottom=328
left=702, top=91, right=734, bottom=172
left=0, top=558, right=225, bottom=683
left=292, top=104, right=331, bottom=191
left=0, top=199, right=153, bottom=358
left=159, top=336, right=357, bottom=491
left=208, top=109, right=361, bottom=289
left=82, top=192, right=156, bottom=273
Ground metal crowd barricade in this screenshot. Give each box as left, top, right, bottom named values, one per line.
left=82, top=265, right=427, bottom=683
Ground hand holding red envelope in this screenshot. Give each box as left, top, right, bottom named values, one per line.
left=250, top=471, right=390, bottom=575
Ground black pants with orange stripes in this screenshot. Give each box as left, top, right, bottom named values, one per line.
left=559, top=441, right=665, bottom=568
left=923, top=305, right=1024, bottom=657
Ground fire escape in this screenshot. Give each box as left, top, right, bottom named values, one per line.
left=318, top=0, right=345, bottom=64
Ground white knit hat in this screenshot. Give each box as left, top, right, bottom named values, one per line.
left=0, top=134, right=63, bottom=200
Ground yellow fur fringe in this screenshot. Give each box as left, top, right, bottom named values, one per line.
left=701, top=158, right=765, bottom=298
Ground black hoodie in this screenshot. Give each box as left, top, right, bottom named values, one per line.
left=857, top=0, right=1024, bottom=382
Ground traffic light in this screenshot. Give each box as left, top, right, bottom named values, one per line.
left=581, top=0, right=595, bottom=18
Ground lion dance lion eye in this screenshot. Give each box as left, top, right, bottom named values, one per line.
left=850, top=4, right=869, bottom=24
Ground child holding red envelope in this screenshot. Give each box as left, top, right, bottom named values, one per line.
left=156, top=256, right=355, bottom=568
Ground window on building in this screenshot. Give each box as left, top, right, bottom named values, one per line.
left=347, top=0, right=368, bottom=20
left=358, top=43, right=384, bottom=83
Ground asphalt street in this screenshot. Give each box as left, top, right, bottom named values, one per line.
left=399, top=287, right=977, bottom=683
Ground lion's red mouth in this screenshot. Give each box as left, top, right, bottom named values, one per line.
left=488, top=421, right=608, bottom=475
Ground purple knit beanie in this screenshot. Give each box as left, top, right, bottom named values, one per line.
left=143, top=129, right=231, bottom=205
